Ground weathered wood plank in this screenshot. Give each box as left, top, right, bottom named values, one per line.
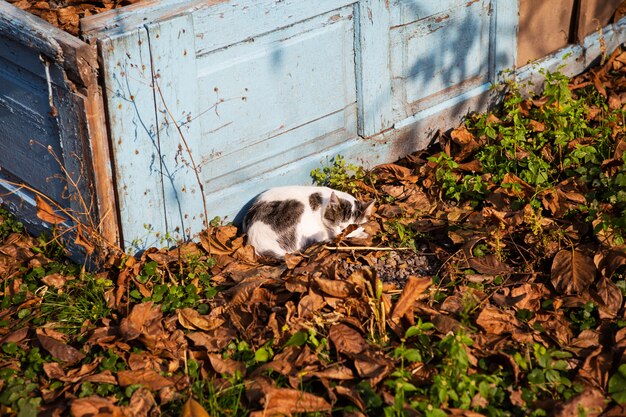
left=98, top=27, right=167, bottom=248
left=355, top=0, right=393, bottom=137
left=81, top=0, right=217, bottom=39
left=195, top=9, right=355, bottom=153
left=191, top=0, right=357, bottom=54
left=517, top=17, right=626, bottom=94
left=492, top=0, right=518, bottom=80
left=388, top=0, right=491, bottom=121
left=0, top=0, right=119, bottom=247
left=145, top=14, right=203, bottom=240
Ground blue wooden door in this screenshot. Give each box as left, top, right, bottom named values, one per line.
left=93, top=1, right=359, bottom=248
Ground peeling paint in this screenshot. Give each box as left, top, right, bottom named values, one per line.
left=40, top=56, right=58, bottom=117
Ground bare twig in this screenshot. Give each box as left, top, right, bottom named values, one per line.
left=153, top=81, right=209, bottom=230
left=324, top=245, right=435, bottom=254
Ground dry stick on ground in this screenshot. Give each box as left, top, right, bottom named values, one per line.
left=324, top=245, right=434, bottom=253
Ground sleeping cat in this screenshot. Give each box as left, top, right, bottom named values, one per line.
left=243, top=186, right=375, bottom=258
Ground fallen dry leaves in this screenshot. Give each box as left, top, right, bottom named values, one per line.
left=7, top=0, right=142, bottom=35
left=2, top=47, right=626, bottom=417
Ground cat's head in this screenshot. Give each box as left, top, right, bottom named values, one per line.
left=322, top=192, right=375, bottom=234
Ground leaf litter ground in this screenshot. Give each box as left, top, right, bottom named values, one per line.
left=3, top=48, right=626, bottom=417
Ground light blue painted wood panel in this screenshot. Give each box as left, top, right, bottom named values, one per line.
left=389, top=0, right=491, bottom=117
left=356, top=0, right=393, bottom=137
left=145, top=15, right=204, bottom=241
left=98, top=2, right=358, bottom=248
left=99, top=26, right=168, bottom=247
left=192, top=0, right=357, bottom=54
left=491, top=0, right=518, bottom=82
left=195, top=9, right=356, bottom=167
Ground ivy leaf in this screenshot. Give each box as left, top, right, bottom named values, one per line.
left=609, top=364, right=626, bottom=404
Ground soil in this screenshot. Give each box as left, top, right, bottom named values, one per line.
left=344, top=247, right=441, bottom=287
left=6, top=0, right=143, bottom=36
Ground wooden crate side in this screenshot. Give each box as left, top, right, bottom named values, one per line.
left=577, top=0, right=624, bottom=39
left=517, top=0, right=575, bottom=66
left=0, top=1, right=119, bottom=247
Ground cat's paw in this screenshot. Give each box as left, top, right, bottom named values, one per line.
left=345, top=226, right=369, bottom=239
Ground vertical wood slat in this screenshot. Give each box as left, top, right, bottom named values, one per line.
left=145, top=16, right=203, bottom=241
left=355, top=0, right=393, bottom=138
left=99, top=27, right=165, bottom=248
left=492, top=0, right=519, bottom=80
left=99, top=14, right=200, bottom=248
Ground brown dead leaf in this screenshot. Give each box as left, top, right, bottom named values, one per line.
left=468, top=254, right=514, bottom=276
left=389, top=275, right=431, bottom=322
left=592, top=277, right=623, bottom=319
left=257, top=387, right=331, bottom=416
left=75, top=223, right=95, bottom=255
left=594, top=248, right=626, bottom=279
left=500, top=173, right=534, bottom=199
left=177, top=308, right=224, bottom=331
left=71, top=396, right=126, bottom=417
left=208, top=353, right=246, bottom=377
left=374, top=163, right=413, bottom=179
left=41, top=272, right=70, bottom=288
left=475, top=305, right=524, bottom=335
left=450, top=125, right=475, bottom=145
left=314, top=276, right=353, bottom=298
left=551, top=249, right=596, bottom=295
left=123, top=387, right=157, bottom=417
left=35, top=195, right=66, bottom=225
left=119, top=301, right=163, bottom=341
left=578, top=346, right=613, bottom=390
left=117, top=369, right=174, bottom=390
left=180, top=397, right=210, bottom=417
left=329, top=323, right=368, bottom=356
left=553, top=386, right=605, bottom=417
left=199, top=226, right=241, bottom=255
left=187, top=328, right=236, bottom=352
left=43, top=362, right=66, bottom=380
left=0, top=327, right=29, bottom=344
left=528, top=119, right=546, bottom=132
left=353, top=351, right=393, bottom=385
left=37, top=333, right=85, bottom=365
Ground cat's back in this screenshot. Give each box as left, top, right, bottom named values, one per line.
left=253, top=185, right=336, bottom=204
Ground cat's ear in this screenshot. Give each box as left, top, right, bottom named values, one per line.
left=323, top=192, right=340, bottom=223
left=362, top=200, right=375, bottom=218
left=328, top=192, right=340, bottom=207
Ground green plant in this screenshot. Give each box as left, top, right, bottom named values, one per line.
left=430, top=68, right=626, bottom=242
left=382, top=220, right=426, bottom=250
left=311, top=155, right=372, bottom=193
left=609, top=363, right=626, bottom=404
left=0, top=207, right=24, bottom=241
left=514, top=344, right=583, bottom=402
left=129, top=258, right=217, bottom=314
left=40, top=273, right=113, bottom=333
left=567, top=301, right=598, bottom=332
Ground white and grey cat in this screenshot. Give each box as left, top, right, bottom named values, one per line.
left=243, top=186, right=375, bottom=258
